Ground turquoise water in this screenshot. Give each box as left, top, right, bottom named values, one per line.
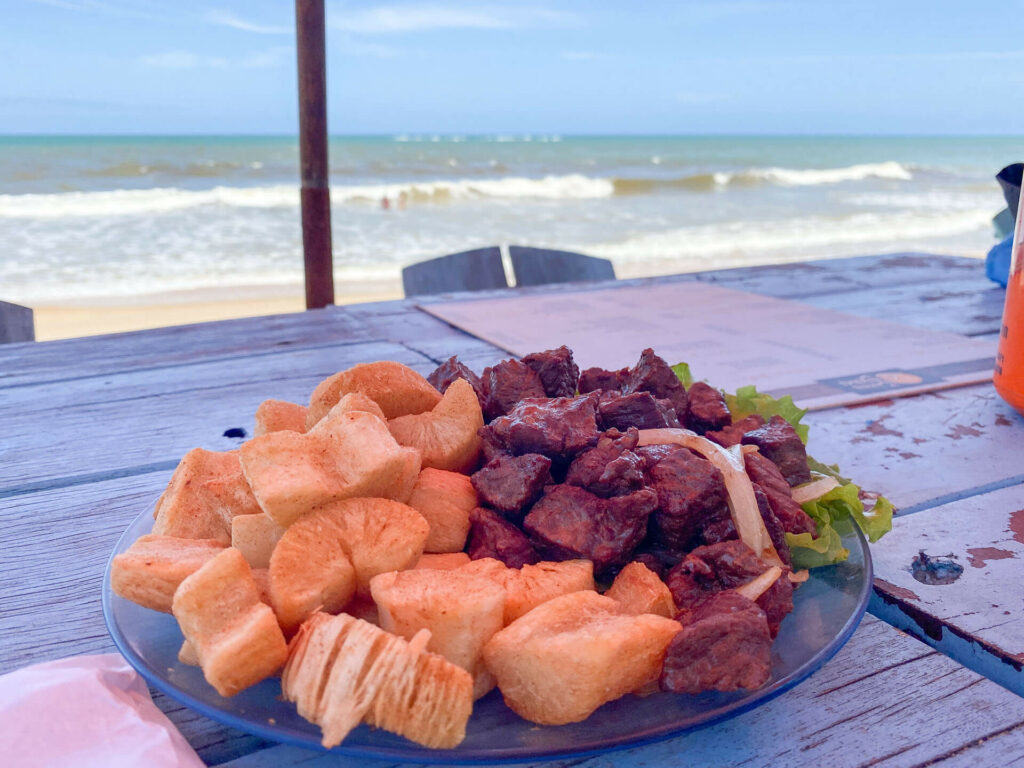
left=0, top=135, right=1019, bottom=303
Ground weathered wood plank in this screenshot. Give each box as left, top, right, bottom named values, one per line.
left=0, top=471, right=270, bottom=766
left=0, top=306, right=374, bottom=389
left=802, top=279, right=1006, bottom=337
left=869, top=482, right=1024, bottom=696
left=0, top=341, right=434, bottom=494
left=219, top=617, right=1024, bottom=768
left=805, top=384, right=1024, bottom=512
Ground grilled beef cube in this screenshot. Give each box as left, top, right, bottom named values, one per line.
left=744, top=452, right=816, bottom=535
left=565, top=428, right=645, bottom=498
left=427, top=356, right=483, bottom=403
left=635, top=443, right=686, bottom=473
left=522, top=346, right=579, bottom=398
left=754, top=566, right=794, bottom=638
left=623, top=348, right=688, bottom=418
left=665, top=540, right=769, bottom=610
left=741, top=415, right=810, bottom=486
left=471, top=453, right=552, bottom=516
left=467, top=507, right=540, bottom=568
left=524, top=485, right=657, bottom=573
left=479, top=359, right=546, bottom=421
left=706, top=414, right=765, bottom=447
left=598, top=391, right=681, bottom=430
left=483, top=394, right=600, bottom=462
left=684, top=382, right=732, bottom=434
left=753, top=484, right=791, bottom=568
left=698, top=507, right=737, bottom=546
left=578, top=366, right=630, bottom=394
left=660, top=591, right=771, bottom=694
left=479, top=426, right=510, bottom=464
left=647, top=448, right=729, bottom=553
left=666, top=539, right=792, bottom=637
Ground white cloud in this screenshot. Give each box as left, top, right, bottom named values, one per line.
left=328, top=3, right=575, bottom=35
left=205, top=9, right=291, bottom=35
left=141, top=47, right=290, bottom=70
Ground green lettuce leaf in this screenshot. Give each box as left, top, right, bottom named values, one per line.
left=788, top=478, right=894, bottom=567
left=723, top=384, right=809, bottom=443
left=671, top=362, right=694, bottom=389
left=670, top=361, right=893, bottom=567
left=786, top=526, right=849, bottom=569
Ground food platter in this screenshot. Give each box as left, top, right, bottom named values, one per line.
left=103, top=501, right=872, bottom=764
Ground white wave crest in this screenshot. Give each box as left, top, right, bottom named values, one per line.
left=0, top=174, right=615, bottom=219
left=581, top=208, right=992, bottom=265
left=725, top=161, right=913, bottom=186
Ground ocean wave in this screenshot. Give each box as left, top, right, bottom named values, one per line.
left=0, top=175, right=617, bottom=218
left=0, top=162, right=918, bottom=218
left=611, top=162, right=914, bottom=194
left=581, top=208, right=992, bottom=263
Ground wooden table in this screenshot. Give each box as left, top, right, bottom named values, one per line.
left=3, top=253, right=1023, bottom=767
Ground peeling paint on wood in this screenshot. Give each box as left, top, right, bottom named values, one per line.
left=869, top=484, right=1024, bottom=692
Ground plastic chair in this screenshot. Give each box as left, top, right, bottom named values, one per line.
left=401, top=247, right=507, bottom=297
left=508, top=246, right=615, bottom=287
left=0, top=300, right=34, bottom=344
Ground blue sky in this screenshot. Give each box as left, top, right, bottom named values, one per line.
left=2, top=0, right=1023, bottom=134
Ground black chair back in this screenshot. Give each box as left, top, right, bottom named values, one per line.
left=0, top=301, right=34, bottom=344
left=402, top=247, right=507, bottom=297
left=509, top=246, right=615, bottom=287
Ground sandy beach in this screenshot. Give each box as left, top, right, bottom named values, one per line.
left=30, top=285, right=403, bottom=341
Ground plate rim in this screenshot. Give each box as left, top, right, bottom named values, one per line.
left=102, top=503, right=873, bottom=765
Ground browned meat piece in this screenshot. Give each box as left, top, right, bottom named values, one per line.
left=623, top=348, right=688, bottom=418
left=755, top=570, right=794, bottom=638
left=684, top=381, right=732, bottom=433
left=427, top=356, right=483, bottom=403
left=665, top=540, right=769, bottom=610
left=666, top=539, right=793, bottom=638
left=479, top=426, right=510, bottom=464
left=647, top=448, right=729, bottom=553
left=471, top=453, right=552, bottom=515
left=744, top=452, right=816, bottom=535
left=698, top=507, right=737, bottom=546
left=635, top=443, right=686, bottom=473
left=741, top=415, right=810, bottom=486
left=660, top=591, right=771, bottom=694
left=578, top=366, right=629, bottom=394
left=524, top=484, right=657, bottom=573
left=598, top=391, right=681, bottom=431
left=706, top=414, right=765, bottom=447
left=753, top=484, right=792, bottom=567
left=483, top=394, right=601, bottom=462
left=522, top=346, right=579, bottom=398
left=565, top=428, right=645, bottom=498
left=479, top=359, right=546, bottom=421
left=466, top=507, right=540, bottom=568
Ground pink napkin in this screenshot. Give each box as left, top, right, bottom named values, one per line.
left=0, top=654, right=205, bottom=768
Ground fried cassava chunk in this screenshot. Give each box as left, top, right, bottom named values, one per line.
left=483, top=591, right=680, bottom=725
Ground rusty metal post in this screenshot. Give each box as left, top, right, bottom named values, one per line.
left=296, top=0, right=334, bottom=309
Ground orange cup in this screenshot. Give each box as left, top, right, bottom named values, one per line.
left=994, top=198, right=1024, bottom=415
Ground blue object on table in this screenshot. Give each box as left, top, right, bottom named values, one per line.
left=987, top=235, right=1013, bottom=287
left=987, top=163, right=1022, bottom=287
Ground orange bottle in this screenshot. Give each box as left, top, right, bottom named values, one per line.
left=994, top=199, right=1024, bottom=415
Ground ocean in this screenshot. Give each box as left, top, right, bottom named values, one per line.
left=0, top=135, right=1018, bottom=305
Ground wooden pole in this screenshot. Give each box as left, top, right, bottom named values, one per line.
left=295, top=0, right=334, bottom=309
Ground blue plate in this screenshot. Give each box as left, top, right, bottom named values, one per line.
left=103, top=505, right=871, bottom=764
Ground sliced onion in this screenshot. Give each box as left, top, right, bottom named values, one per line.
left=637, top=428, right=782, bottom=567
left=788, top=569, right=810, bottom=584
left=734, top=566, right=782, bottom=602
left=740, top=444, right=759, bottom=455
left=791, top=476, right=840, bottom=504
